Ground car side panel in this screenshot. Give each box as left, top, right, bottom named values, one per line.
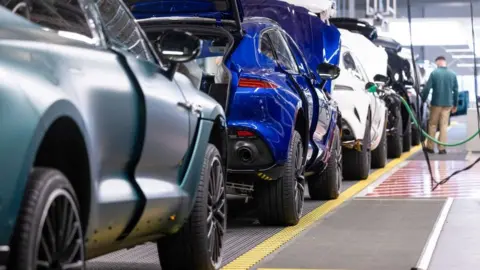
left=38, top=44, right=145, bottom=252
left=119, top=55, right=190, bottom=240
left=0, top=39, right=142, bottom=250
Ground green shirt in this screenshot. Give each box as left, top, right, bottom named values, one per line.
left=421, top=67, right=459, bottom=107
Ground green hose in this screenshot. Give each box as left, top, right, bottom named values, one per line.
left=398, top=96, right=480, bottom=146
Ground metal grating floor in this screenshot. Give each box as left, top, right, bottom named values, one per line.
left=88, top=181, right=358, bottom=269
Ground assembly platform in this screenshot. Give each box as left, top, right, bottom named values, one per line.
left=88, top=115, right=479, bottom=270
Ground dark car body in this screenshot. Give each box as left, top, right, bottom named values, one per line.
left=0, top=0, right=227, bottom=269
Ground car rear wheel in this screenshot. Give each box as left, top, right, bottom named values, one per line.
left=387, top=109, right=403, bottom=158
left=403, top=119, right=412, bottom=152
left=307, top=126, right=342, bottom=200
left=411, top=125, right=421, bottom=146
left=8, top=168, right=85, bottom=270
left=343, top=113, right=371, bottom=180
left=255, top=130, right=305, bottom=226
left=158, top=144, right=227, bottom=270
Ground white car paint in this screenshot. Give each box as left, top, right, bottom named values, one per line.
left=333, top=29, right=387, bottom=151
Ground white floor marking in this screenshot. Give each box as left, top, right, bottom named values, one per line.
left=412, top=197, right=454, bottom=270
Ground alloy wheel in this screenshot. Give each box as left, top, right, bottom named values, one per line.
left=293, top=141, right=305, bottom=217
left=207, top=156, right=226, bottom=268
left=36, top=189, right=84, bottom=270
left=335, top=137, right=343, bottom=191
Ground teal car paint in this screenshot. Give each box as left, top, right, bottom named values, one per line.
left=0, top=1, right=227, bottom=269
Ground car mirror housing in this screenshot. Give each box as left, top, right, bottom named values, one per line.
left=373, top=74, right=389, bottom=84
left=155, top=30, right=201, bottom=63
left=404, top=79, right=414, bottom=87
left=316, top=62, right=340, bottom=80
left=365, top=82, right=377, bottom=93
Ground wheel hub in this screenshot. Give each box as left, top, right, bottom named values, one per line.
left=36, top=190, right=84, bottom=270
left=207, top=157, right=226, bottom=267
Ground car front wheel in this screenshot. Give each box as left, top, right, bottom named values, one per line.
left=8, top=168, right=85, bottom=270
left=343, top=113, right=371, bottom=180
left=307, top=126, right=343, bottom=200
left=158, top=144, right=227, bottom=270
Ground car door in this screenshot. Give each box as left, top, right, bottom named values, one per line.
left=264, top=29, right=316, bottom=153
left=94, top=0, right=190, bottom=239
left=282, top=31, right=332, bottom=161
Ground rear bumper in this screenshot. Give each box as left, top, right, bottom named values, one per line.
left=228, top=163, right=285, bottom=181
left=0, top=245, right=9, bottom=269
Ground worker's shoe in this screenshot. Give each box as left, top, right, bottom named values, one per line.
left=439, top=150, right=447, bottom=155
left=425, top=148, right=435, bottom=154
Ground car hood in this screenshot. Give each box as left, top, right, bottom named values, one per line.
left=127, top=0, right=243, bottom=27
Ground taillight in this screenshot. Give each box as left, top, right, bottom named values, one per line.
left=236, top=130, right=255, bottom=137
left=238, top=78, right=278, bottom=89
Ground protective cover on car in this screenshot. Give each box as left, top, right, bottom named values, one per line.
left=330, top=17, right=378, bottom=41
left=373, top=36, right=402, bottom=52
left=127, top=0, right=244, bottom=27
left=241, top=0, right=341, bottom=93
left=339, top=29, right=388, bottom=81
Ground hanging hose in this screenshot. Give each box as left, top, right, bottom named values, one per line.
left=405, top=0, right=480, bottom=191
left=398, top=96, right=480, bottom=146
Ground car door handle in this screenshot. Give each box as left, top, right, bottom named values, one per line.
left=177, top=101, right=193, bottom=111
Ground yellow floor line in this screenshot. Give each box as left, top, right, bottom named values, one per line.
left=222, top=145, right=422, bottom=270
left=258, top=268, right=347, bottom=270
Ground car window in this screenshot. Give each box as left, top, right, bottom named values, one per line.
left=260, top=34, right=275, bottom=61
left=267, top=30, right=299, bottom=73
left=343, top=51, right=365, bottom=82
left=283, top=33, right=308, bottom=74
left=1, top=0, right=93, bottom=39
left=94, top=0, right=155, bottom=63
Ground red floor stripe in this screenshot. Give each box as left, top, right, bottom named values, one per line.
left=364, top=160, right=480, bottom=198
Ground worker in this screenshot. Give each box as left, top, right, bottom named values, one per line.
left=421, top=56, right=459, bottom=154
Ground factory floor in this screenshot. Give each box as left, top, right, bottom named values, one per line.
left=89, top=115, right=480, bottom=270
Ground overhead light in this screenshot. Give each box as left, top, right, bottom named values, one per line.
left=456, top=63, right=480, bottom=67
left=446, top=48, right=472, bottom=53
left=451, top=54, right=476, bottom=59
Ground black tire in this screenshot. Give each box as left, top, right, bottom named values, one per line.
left=411, top=125, right=421, bottom=146
left=255, top=130, right=304, bottom=226
left=307, top=126, right=342, bottom=200
left=8, top=168, right=85, bottom=270
left=371, top=121, right=387, bottom=168
left=342, top=113, right=371, bottom=180
left=403, top=119, right=412, bottom=152
left=158, top=144, right=227, bottom=270
left=387, top=110, right=403, bottom=158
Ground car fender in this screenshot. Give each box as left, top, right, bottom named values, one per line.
left=331, top=89, right=370, bottom=140
left=0, top=79, right=92, bottom=245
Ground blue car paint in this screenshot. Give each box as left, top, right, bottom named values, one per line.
left=241, top=0, right=341, bottom=94
left=130, top=0, right=244, bottom=21
left=130, top=0, right=338, bottom=173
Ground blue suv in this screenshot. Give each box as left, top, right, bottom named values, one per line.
left=130, top=0, right=342, bottom=226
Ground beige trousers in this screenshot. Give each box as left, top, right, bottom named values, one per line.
left=426, top=106, right=452, bottom=151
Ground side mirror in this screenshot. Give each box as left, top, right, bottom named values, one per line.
left=155, top=30, right=201, bottom=63
left=404, top=79, right=414, bottom=87
left=365, top=82, right=377, bottom=93
left=373, top=74, right=389, bottom=84
left=317, top=62, right=340, bottom=80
